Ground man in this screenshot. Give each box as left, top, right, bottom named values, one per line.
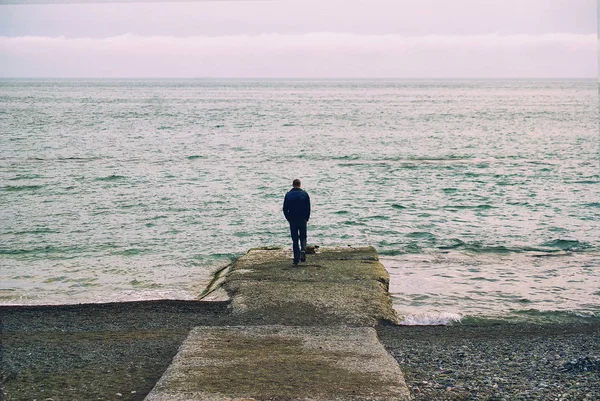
left=283, top=179, right=311, bottom=266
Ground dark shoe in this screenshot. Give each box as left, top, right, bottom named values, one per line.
left=300, top=250, right=306, bottom=263
left=293, top=261, right=299, bottom=266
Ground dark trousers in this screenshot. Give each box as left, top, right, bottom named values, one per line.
left=289, top=219, right=307, bottom=263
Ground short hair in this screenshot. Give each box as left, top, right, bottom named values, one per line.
left=292, top=179, right=301, bottom=187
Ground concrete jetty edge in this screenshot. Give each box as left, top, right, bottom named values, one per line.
left=146, top=246, right=411, bottom=400
left=202, top=246, right=400, bottom=326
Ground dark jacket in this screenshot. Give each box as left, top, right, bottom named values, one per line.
left=283, top=188, right=311, bottom=222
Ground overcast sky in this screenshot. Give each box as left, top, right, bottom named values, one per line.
left=0, top=0, right=597, bottom=78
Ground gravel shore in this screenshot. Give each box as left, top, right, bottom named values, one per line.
left=1, top=302, right=599, bottom=400
left=377, top=323, right=600, bottom=400
left=1, top=301, right=228, bottom=401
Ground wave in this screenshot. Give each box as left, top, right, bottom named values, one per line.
left=337, top=162, right=390, bottom=167
left=461, top=310, right=600, bottom=325
left=342, top=220, right=367, bottom=226
left=3, top=184, right=46, bottom=192
left=332, top=155, right=361, bottom=161
left=111, top=248, right=148, bottom=256
left=59, top=156, right=102, bottom=162
left=0, top=244, right=152, bottom=258
left=292, top=154, right=483, bottom=164
left=0, top=245, right=84, bottom=256
left=443, top=204, right=496, bottom=210
left=399, top=310, right=600, bottom=326
left=406, top=231, right=437, bottom=239
left=8, top=174, right=41, bottom=181
left=542, top=239, right=582, bottom=251
left=379, top=243, right=423, bottom=255
left=399, top=312, right=463, bottom=326
left=403, top=155, right=476, bottom=162
left=5, top=156, right=103, bottom=163
left=11, top=228, right=57, bottom=235
left=378, top=249, right=407, bottom=256
left=94, top=175, right=127, bottom=181
left=436, top=238, right=466, bottom=250
left=462, top=245, right=519, bottom=254
left=434, top=239, right=595, bottom=254
left=365, top=215, right=389, bottom=220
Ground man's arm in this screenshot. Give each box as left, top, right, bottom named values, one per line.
left=283, top=193, right=290, bottom=221
left=306, top=193, right=311, bottom=221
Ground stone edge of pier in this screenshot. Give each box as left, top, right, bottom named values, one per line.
left=146, top=246, right=411, bottom=400
left=200, top=245, right=400, bottom=327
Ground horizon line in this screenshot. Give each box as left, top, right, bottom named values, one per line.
left=0, top=76, right=597, bottom=80
left=0, top=0, right=272, bottom=4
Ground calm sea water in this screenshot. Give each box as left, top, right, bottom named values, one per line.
left=1, top=79, right=598, bottom=324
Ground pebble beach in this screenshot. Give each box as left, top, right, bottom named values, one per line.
left=378, top=323, right=600, bottom=400
left=2, top=302, right=599, bottom=400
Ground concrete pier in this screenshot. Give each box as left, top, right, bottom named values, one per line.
left=145, top=246, right=411, bottom=400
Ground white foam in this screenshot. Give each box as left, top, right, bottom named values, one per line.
left=399, top=312, right=463, bottom=326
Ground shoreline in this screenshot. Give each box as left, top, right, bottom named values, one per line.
left=2, top=301, right=599, bottom=400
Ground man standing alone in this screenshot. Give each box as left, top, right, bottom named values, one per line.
left=283, top=179, right=311, bottom=266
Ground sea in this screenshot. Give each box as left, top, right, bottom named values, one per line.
left=1, top=78, right=598, bottom=325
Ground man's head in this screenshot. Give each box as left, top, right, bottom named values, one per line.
left=292, top=179, right=301, bottom=188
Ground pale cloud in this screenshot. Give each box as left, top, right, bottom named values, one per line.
left=0, top=0, right=596, bottom=38
left=0, top=32, right=596, bottom=78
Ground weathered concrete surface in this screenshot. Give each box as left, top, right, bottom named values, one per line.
left=210, top=246, right=400, bottom=327
left=146, top=247, right=411, bottom=400
left=145, top=325, right=411, bottom=401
